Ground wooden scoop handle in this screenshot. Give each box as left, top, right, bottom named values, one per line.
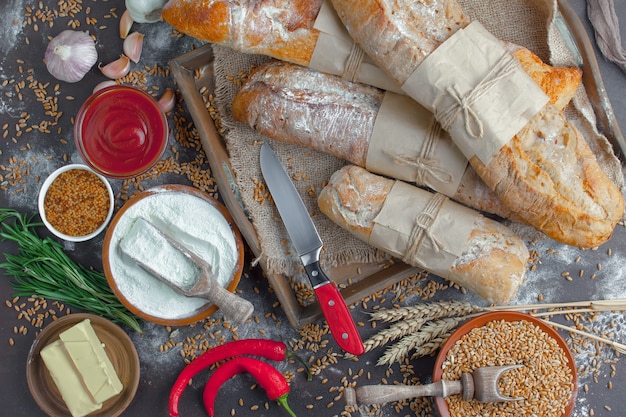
left=198, top=283, right=254, bottom=325
left=345, top=375, right=473, bottom=406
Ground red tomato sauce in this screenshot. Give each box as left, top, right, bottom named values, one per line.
left=74, top=86, right=167, bottom=178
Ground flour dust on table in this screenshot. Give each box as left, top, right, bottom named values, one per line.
left=0, top=0, right=24, bottom=56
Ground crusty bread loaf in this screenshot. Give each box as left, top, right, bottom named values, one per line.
left=232, top=54, right=582, bottom=220
left=330, top=0, right=624, bottom=248
left=232, top=61, right=381, bottom=167
left=471, top=106, right=624, bottom=248
left=318, top=165, right=529, bottom=305
left=162, top=0, right=322, bottom=66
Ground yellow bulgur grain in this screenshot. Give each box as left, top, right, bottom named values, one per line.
left=43, top=169, right=110, bottom=236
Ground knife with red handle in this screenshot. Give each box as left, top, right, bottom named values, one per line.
left=259, top=142, right=364, bottom=355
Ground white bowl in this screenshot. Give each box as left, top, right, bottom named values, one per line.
left=38, top=164, right=114, bottom=242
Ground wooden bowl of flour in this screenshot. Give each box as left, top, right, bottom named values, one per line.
left=102, top=184, right=245, bottom=326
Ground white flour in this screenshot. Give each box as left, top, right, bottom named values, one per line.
left=0, top=0, right=23, bottom=56
left=107, top=190, right=238, bottom=320
left=119, top=218, right=202, bottom=291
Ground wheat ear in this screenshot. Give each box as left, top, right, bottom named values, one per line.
left=410, top=332, right=454, bottom=360
left=484, top=299, right=626, bottom=313
left=541, top=319, right=626, bottom=354
left=377, top=317, right=464, bottom=366
left=364, top=318, right=427, bottom=352
left=369, top=300, right=477, bottom=323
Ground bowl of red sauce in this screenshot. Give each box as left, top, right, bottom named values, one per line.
left=74, top=85, right=168, bottom=179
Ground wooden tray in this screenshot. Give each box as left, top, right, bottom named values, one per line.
left=168, top=3, right=625, bottom=328
left=557, top=0, right=626, bottom=161
left=169, top=47, right=419, bottom=329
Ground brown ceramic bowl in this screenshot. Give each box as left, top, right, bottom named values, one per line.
left=433, top=311, right=578, bottom=417
left=26, top=313, right=140, bottom=417
left=102, top=184, right=245, bottom=326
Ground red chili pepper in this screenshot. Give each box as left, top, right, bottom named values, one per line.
left=203, top=357, right=297, bottom=417
left=169, top=339, right=309, bottom=417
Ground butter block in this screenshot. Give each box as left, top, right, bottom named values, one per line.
left=40, top=340, right=103, bottom=417
left=59, top=319, right=124, bottom=403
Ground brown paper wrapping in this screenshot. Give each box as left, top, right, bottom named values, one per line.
left=369, top=181, right=477, bottom=279
left=366, top=92, right=468, bottom=197
left=401, top=21, right=549, bottom=164
left=309, top=0, right=403, bottom=93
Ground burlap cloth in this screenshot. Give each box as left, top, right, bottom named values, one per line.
left=212, top=0, right=624, bottom=281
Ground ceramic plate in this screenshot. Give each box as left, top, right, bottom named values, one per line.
left=26, top=313, right=140, bottom=417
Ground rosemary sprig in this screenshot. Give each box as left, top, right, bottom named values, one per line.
left=0, top=208, right=142, bottom=333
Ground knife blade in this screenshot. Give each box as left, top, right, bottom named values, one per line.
left=259, top=142, right=364, bottom=355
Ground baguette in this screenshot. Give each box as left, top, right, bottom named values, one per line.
left=330, top=0, right=624, bottom=248
left=232, top=53, right=581, bottom=220
left=318, top=165, right=529, bottom=305
left=161, top=0, right=322, bottom=66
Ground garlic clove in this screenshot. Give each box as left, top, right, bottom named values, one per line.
left=99, top=55, right=131, bottom=80
left=123, top=32, right=144, bottom=64
left=158, top=88, right=176, bottom=113
left=120, top=10, right=134, bottom=39
left=93, top=80, right=118, bottom=93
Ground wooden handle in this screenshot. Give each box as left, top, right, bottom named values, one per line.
left=201, top=283, right=254, bottom=325
left=347, top=380, right=463, bottom=406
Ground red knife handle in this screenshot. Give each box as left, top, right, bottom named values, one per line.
left=306, top=264, right=364, bottom=356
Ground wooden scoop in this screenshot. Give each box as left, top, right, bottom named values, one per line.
left=344, top=365, right=524, bottom=406
left=118, top=217, right=254, bottom=325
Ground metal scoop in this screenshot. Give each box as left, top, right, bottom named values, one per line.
left=118, top=217, right=254, bottom=325
left=344, top=365, right=524, bottom=406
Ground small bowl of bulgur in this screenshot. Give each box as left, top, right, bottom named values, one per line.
left=38, top=164, right=114, bottom=242
left=433, top=311, right=577, bottom=417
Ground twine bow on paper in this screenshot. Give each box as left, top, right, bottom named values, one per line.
left=403, top=193, right=448, bottom=264
left=435, top=53, right=519, bottom=139
left=385, top=120, right=454, bottom=185
left=587, top=0, right=626, bottom=74
left=342, top=42, right=366, bottom=82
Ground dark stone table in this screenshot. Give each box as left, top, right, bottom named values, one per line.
left=0, top=1, right=624, bottom=417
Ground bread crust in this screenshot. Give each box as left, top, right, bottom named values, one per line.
left=162, top=0, right=322, bottom=66
left=330, top=0, right=624, bottom=247
left=330, top=0, right=470, bottom=82
left=507, top=45, right=582, bottom=111
left=232, top=61, right=383, bottom=166
left=318, top=165, right=528, bottom=304
left=471, top=106, right=625, bottom=248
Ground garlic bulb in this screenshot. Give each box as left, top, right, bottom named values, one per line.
left=44, top=30, right=98, bottom=83
left=125, top=0, right=168, bottom=24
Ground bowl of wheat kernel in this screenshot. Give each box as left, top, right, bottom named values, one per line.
left=38, top=164, right=114, bottom=242
left=433, top=311, right=577, bottom=417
